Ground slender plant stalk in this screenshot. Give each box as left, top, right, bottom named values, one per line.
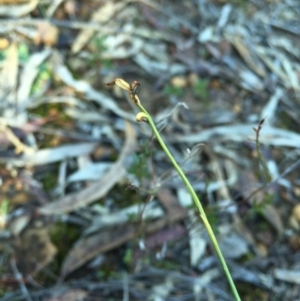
left=106, top=78, right=241, bottom=300
left=253, top=119, right=271, bottom=182
left=138, top=103, right=241, bottom=301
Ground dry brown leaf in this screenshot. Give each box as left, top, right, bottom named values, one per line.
left=38, top=121, right=136, bottom=215
left=292, top=204, right=300, bottom=222
left=255, top=46, right=289, bottom=83
left=14, top=225, right=57, bottom=275
left=0, top=38, right=9, bottom=49
left=61, top=223, right=137, bottom=277
left=64, top=0, right=77, bottom=16
left=230, top=36, right=266, bottom=78
left=34, top=21, right=59, bottom=46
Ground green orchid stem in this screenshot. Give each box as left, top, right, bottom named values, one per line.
left=138, top=104, right=241, bottom=301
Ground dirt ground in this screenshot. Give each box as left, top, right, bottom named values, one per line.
left=0, top=0, right=300, bottom=300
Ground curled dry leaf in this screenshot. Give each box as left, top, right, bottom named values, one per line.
left=189, top=143, right=205, bottom=158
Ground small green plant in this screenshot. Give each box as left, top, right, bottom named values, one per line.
left=123, top=248, right=134, bottom=266
left=253, top=118, right=271, bottom=182
left=0, top=199, right=9, bottom=216
left=244, top=119, right=272, bottom=204
left=0, top=43, right=29, bottom=62
left=192, top=78, right=209, bottom=99
left=88, top=36, right=113, bottom=69
left=31, top=63, right=52, bottom=95
left=127, top=140, right=152, bottom=184
left=163, top=84, right=184, bottom=97
left=249, top=194, right=273, bottom=217
left=107, top=78, right=241, bottom=301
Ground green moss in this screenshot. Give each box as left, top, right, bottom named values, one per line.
left=123, top=248, right=134, bottom=266
left=29, top=101, right=75, bottom=149
left=49, top=221, right=81, bottom=271
left=127, top=139, right=152, bottom=184
left=0, top=198, right=9, bottom=217
left=29, top=102, right=70, bottom=120
left=86, top=35, right=113, bottom=70
left=41, top=165, right=59, bottom=192
left=277, top=110, right=298, bottom=132
left=154, top=259, right=179, bottom=270
left=237, top=282, right=268, bottom=301
left=192, top=78, right=209, bottom=99
left=105, top=184, right=142, bottom=210
left=238, top=252, right=255, bottom=263
left=97, top=270, right=122, bottom=280
left=163, top=84, right=184, bottom=97
left=0, top=288, right=10, bottom=298
left=248, top=194, right=273, bottom=217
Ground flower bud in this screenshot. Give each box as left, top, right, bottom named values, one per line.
left=131, top=80, right=140, bottom=95
left=106, top=78, right=131, bottom=91
left=130, top=93, right=140, bottom=106
left=136, top=112, right=148, bottom=123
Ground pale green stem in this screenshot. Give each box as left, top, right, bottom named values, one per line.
left=138, top=104, right=241, bottom=301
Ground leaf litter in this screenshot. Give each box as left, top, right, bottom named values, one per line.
left=0, top=0, right=300, bottom=301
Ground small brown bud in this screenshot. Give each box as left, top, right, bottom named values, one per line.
left=129, top=93, right=140, bottom=106
left=106, top=78, right=131, bottom=91
left=131, top=80, right=140, bottom=95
